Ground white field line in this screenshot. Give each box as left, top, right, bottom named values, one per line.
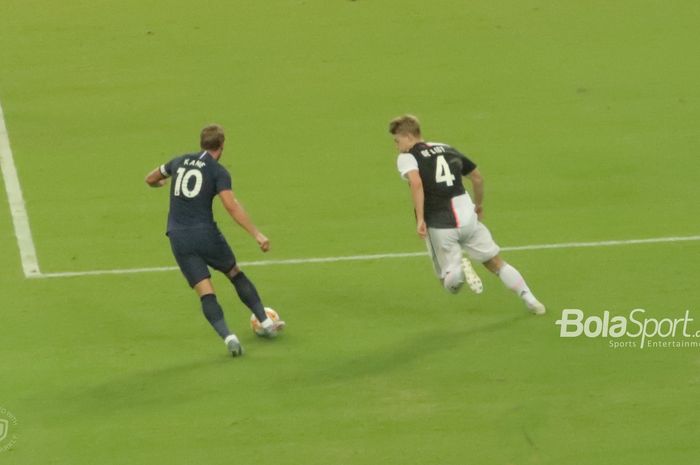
left=0, top=101, right=40, bottom=277
left=34, top=234, right=700, bottom=279
left=2, top=100, right=698, bottom=280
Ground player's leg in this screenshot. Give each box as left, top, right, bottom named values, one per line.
left=225, top=265, right=286, bottom=337
left=463, top=222, right=545, bottom=314
left=193, top=278, right=243, bottom=356
left=425, top=228, right=447, bottom=284
left=427, top=228, right=472, bottom=293
left=454, top=221, right=485, bottom=294
left=225, top=265, right=266, bottom=324
left=169, top=231, right=242, bottom=356
left=192, top=278, right=232, bottom=340
left=204, top=229, right=284, bottom=337
left=482, top=255, right=545, bottom=315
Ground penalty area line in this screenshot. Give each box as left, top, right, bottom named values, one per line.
left=0, top=100, right=41, bottom=278
left=34, top=234, right=700, bottom=279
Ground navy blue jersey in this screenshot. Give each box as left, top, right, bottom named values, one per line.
left=160, top=151, right=232, bottom=233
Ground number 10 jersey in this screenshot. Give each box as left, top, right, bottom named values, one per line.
left=160, top=151, right=232, bottom=234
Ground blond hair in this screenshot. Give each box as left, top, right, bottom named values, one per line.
left=200, top=124, right=225, bottom=150
left=388, top=114, right=421, bottom=136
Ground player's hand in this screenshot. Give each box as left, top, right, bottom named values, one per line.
left=475, top=205, right=484, bottom=221
left=255, top=232, right=270, bottom=252
left=416, top=220, right=427, bottom=239
left=148, top=178, right=168, bottom=188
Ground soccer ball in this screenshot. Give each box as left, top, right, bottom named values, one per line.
left=250, top=307, right=281, bottom=336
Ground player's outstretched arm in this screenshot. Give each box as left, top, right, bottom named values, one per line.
left=467, top=168, right=484, bottom=219
left=144, top=167, right=168, bottom=188
left=218, top=190, right=270, bottom=252
left=406, top=171, right=427, bottom=239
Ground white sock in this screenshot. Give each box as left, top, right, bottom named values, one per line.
left=498, top=263, right=537, bottom=305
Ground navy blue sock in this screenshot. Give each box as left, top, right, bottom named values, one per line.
left=200, top=294, right=231, bottom=339
left=230, top=272, right=267, bottom=323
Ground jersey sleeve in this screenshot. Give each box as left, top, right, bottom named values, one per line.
left=396, top=153, right=419, bottom=180
left=458, top=153, right=477, bottom=175
left=215, top=166, right=233, bottom=193
left=159, top=158, right=175, bottom=177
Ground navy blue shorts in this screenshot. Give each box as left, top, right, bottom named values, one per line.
left=168, top=226, right=237, bottom=287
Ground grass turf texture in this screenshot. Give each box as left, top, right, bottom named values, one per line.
left=1, top=1, right=699, bottom=464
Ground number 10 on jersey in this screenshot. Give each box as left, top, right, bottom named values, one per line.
left=174, top=167, right=203, bottom=198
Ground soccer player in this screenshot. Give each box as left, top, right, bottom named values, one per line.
left=145, top=124, right=285, bottom=357
left=389, top=115, right=546, bottom=315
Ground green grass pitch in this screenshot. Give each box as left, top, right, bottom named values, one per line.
left=1, top=1, right=699, bottom=464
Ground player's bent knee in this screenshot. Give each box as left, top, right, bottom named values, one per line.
left=193, top=278, right=215, bottom=297
left=226, top=265, right=241, bottom=278
left=484, top=256, right=504, bottom=274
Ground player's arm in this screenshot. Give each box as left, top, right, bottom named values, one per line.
left=467, top=168, right=484, bottom=219
left=218, top=190, right=270, bottom=252
left=406, top=170, right=427, bottom=239
left=458, top=151, right=483, bottom=219
left=397, top=153, right=426, bottom=239
left=144, top=165, right=169, bottom=188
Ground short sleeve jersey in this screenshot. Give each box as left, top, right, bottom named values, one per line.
left=160, top=151, right=232, bottom=232
left=396, top=141, right=477, bottom=228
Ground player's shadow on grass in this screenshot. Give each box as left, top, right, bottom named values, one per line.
left=52, top=356, right=232, bottom=421
left=317, top=313, right=528, bottom=382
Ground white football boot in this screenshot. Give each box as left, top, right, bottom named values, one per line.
left=526, top=300, right=547, bottom=316
left=261, top=318, right=287, bottom=338
left=225, top=334, right=244, bottom=357
left=461, top=258, right=484, bottom=294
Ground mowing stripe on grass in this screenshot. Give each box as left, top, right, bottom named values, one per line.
left=0, top=101, right=41, bottom=278
left=34, top=234, right=700, bottom=279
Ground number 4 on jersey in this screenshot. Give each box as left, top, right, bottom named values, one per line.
left=435, top=155, right=455, bottom=186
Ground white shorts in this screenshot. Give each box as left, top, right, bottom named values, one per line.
left=425, top=217, right=500, bottom=280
